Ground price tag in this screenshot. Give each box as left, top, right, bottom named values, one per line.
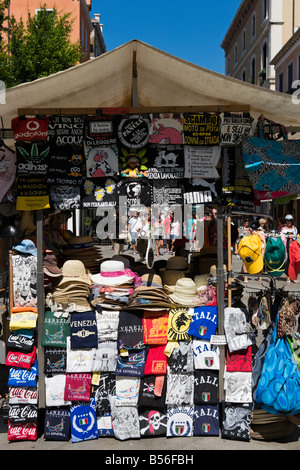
left=210, top=335, right=227, bottom=345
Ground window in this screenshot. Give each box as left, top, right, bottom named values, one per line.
left=241, top=68, right=246, bottom=81
left=251, top=12, right=256, bottom=38
left=287, top=63, right=294, bottom=91
left=251, top=57, right=256, bottom=83
left=234, top=44, right=238, bottom=65
left=278, top=73, right=284, bottom=92
left=242, top=29, right=246, bottom=53
left=298, top=55, right=300, bottom=80
left=262, top=0, right=268, bottom=20
left=226, top=57, right=231, bottom=76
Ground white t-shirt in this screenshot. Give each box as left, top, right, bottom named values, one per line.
left=128, top=216, right=142, bottom=233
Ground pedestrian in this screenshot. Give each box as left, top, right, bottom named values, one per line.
left=128, top=211, right=142, bottom=254
left=163, top=210, right=174, bottom=253
left=169, top=216, right=181, bottom=253
left=280, top=214, right=298, bottom=283
left=153, top=214, right=164, bottom=256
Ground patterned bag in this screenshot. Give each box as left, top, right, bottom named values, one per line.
left=242, top=119, right=300, bottom=201
left=255, top=318, right=300, bottom=415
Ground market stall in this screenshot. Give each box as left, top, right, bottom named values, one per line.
left=1, top=40, right=300, bottom=444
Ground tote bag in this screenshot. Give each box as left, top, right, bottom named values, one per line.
left=255, top=319, right=300, bottom=415
left=242, top=119, right=300, bottom=200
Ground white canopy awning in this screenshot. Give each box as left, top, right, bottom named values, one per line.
left=2, top=39, right=300, bottom=129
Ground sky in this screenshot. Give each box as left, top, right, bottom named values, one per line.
left=90, top=0, right=242, bottom=75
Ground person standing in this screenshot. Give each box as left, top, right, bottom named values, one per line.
left=280, top=214, right=298, bottom=283
left=153, top=215, right=164, bottom=256
left=128, top=211, right=142, bottom=254
left=163, top=210, right=174, bottom=254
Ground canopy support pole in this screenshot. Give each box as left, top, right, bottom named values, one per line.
left=217, top=206, right=225, bottom=403
left=36, top=210, right=45, bottom=409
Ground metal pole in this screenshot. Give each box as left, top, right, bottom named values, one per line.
left=36, top=210, right=45, bottom=409
left=217, top=206, right=225, bottom=402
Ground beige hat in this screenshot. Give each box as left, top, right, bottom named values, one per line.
left=57, top=260, right=91, bottom=287
left=169, top=278, right=201, bottom=306
left=210, top=264, right=227, bottom=277
left=162, top=270, right=185, bottom=287
left=194, top=274, right=209, bottom=289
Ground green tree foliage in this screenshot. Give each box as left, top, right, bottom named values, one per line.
left=0, top=4, right=84, bottom=87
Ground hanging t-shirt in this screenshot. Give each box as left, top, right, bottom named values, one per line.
left=118, top=310, right=144, bottom=350
left=138, top=374, right=167, bottom=409
left=226, top=346, right=252, bottom=372
left=115, top=376, right=140, bottom=406
left=66, top=337, right=95, bottom=373
left=148, top=114, right=184, bottom=145
left=194, top=370, right=219, bottom=405
left=144, top=345, right=167, bottom=375
left=48, top=115, right=84, bottom=146
left=168, top=341, right=194, bottom=374
left=0, top=147, right=16, bottom=203
left=97, top=410, right=114, bottom=437
left=147, top=144, right=184, bottom=179
left=193, top=404, right=219, bottom=436
left=142, top=310, right=169, bottom=345
left=224, top=307, right=255, bottom=353
left=96, top=310, right=119, bottom=343
left=45, top=374, right=71, bottom=407
left=12, top=116, right=49, bottom=141
left=184, top=146, right=221, bottom=179
left=167, top=308, right=192, bottom=342
left=81, top=177, right=118, bottom=208
left=84, top=144, right=118, bottom=178
left=166, top=369, right=194, bottom=406
left=92, top=341, right=117, bottom=373
left=188, top=306, right=218, bottom=340
left=44, top=348, right=67, bottom=374
left=70, top=311, right=98, bottom=350
left=44, top=407, right=70, bottom=441
left=7, top=421, right=37, bottom=442
left=8, top=359, right=38, bottom=388
left=70, top=400, right=98, bottom=443
left=110, top=398, right=140, bottom=441
left=84, top=114, right=118, bottom=147
left=8, top=404, right=38, bottom=424
left=117, top=114, right=150, bottom=150
left=221, top=403, right=252, bottom=442
left=166, top=405, right=194, bottom=437
left=115, top=348, right=147, bottom=377
left=183, top=113, right=220, bottom=146
left=93, top=373, right=116, bottom=411
left=139, top=408, right=167, bottom=437
left=64, top=373, right=92, bottom=402
left=41, top=310, right=70, bottom=348
left=224, top=371, right=252, bottom=403
left=117, top=177, right=151, bottom=207
left=193, top=339, right=220, bottom=370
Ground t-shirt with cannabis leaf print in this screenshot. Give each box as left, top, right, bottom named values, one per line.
left=16, top=141, right=50, bottom=176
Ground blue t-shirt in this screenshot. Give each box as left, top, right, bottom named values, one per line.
left=188, top=306, right=218, bottom=340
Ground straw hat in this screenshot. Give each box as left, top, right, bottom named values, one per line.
left=57, top=259, right=91, bottom=287
left=169, top=278, right=200, bottom=306
left=209, top=264, right=227, bottom=277
left=194, top=274, right=209, bottom=290
left=91, top=260, right=134, bottom=286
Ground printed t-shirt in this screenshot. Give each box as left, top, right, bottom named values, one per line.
left=166, top=369, right=194, bottom=406
left=115, top=348, right=147, bottom=377
left=144, top=345, right=167, bottom=375
left=193, top=339, right=220, bottom=370
left=166, top=405, right=194, bottom=437
left=41, top=310, right=70, bottom=348
left=118, top=310, right=144, bottom=350
left=168, top=341, right=194, bottom=374
left=45, top=374, right=71, bottom=407
left=44, top=348, right=67, bottom=374
left=70, top=400, right=98, bottom=443
left=70, top=311, right=98, bottom=349
left=44, top=408, right=70, bottom=441
left=224, top=371, right=252, bottom=403
left=139, top=408, right=167, bottom=437
left=194, top=370, right=219, bottom=405
left=93, top=373, right=116, bottom=411
left=64, top=373, right=92, bottom=402
left=142, top=310, right=168, bottom=345
left=138, top=374, right=167, bottom=409
left=193, top=404, right=219, bottom=436
left=226, top=346, right=252, bottom=372
left=167, top=308, right=192, bottom=342
left=115, top=376, right=140, bottom=406
left=222, top=404, right=252, bottom=441
left=188, top=306, right=218, bottom=340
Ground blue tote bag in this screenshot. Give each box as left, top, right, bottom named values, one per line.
left=255, top=318, right=300, bottom=415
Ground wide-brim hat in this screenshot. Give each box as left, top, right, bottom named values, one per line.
left=91, top=260, right=134, bottom=286
left=264, top=237, right=286, bottom=277
left=209, top=264, right=227, bottom=277
left=166, top=256, right=189, bottom=271
left=162, top=269, right=185, bottom=287
left=194, top=274, right=209, bottom=290
left=169, top=278, right=200, bottom=306
left=13, top=239, right=37, bottom=257
left=238, top=234, right=263, bottom=275
left=43, top=251, right=62, bottom=277
left=57, top=259, right=91, bottom=287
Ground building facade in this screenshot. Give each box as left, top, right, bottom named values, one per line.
left=221, top=0, right=300, bottom=90
left=5, top=0, right=106, bottom=61
left=270, top=28, right=300, bottom=93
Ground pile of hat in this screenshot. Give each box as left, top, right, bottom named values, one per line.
left=159, top=256, right=191, bottom=288
left=128, top=273, right=174, bottom=308
left=50, top=259, right=91, bottom=311
left=90, top=260, right=140, bottom=310
left=61, top=236, right=103, bottom=275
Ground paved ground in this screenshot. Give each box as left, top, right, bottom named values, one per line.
left=1, top=243, right=299, bottom=452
